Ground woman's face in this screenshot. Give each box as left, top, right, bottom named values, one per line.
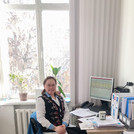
left=44, top=79, right=56, bottom=95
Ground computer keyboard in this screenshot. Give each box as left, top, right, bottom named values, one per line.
left=89, top=106, right=110, bottom=115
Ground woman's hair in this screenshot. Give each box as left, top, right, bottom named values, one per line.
left=41, top=76, right=57, bottom=95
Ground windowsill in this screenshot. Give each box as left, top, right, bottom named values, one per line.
left=9, top=93, right=36, bottom=100
left=0, top=91, right=70, bottom=106
left=0, top=99, right=36, bottom=106
left=0, top=98, right=70, bottom=106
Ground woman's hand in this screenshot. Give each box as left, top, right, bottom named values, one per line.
left=54, top=125, right=66, bottom=134
left=55, top=91, right=61, bottom=96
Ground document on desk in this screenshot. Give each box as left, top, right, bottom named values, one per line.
left=91, top=116, right=124, bottom=127
left=78, top=116, right=96, bottom=123
left=79, top=116, right=124, bottom=127
left=70, top=108, right=97, bottom=117
left=124, top=131, right=134, bottom=134
left=79, top=122, right=94, bottom=130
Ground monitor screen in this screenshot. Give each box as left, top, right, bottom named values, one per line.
left=90, top=76, right=114, bottom=102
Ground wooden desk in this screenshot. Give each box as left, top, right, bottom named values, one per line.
left=86, top=126, right=126, bottom=134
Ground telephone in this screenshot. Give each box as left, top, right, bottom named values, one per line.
left=80, top=101, right=94, bottom=108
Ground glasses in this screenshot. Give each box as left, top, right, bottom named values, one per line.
left=46, top=84, right=56, bottom=87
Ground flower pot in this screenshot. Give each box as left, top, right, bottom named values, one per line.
left=19, top=93, right=28, bottom=101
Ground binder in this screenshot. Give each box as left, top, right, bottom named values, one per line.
left=125, top=97, right=134, bottom=118
left=111, top=93, right=134, bottom=119
left=121, top=97, right=127, bottom=114
left=128, top=100, right=132, bottom=119
left=131, top=100, right=134, bottom=120
left=119, top=112, right=134, bottom=129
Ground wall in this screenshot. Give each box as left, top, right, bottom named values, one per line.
left=117, top=0, right=134, bottom=89
left=0, top=100, right=35, bottom=134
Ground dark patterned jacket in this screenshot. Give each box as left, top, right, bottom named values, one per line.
left=41, top=93, right=65, bottom=127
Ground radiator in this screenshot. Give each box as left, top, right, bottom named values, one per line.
left=15, top=109, right=35, bottom=134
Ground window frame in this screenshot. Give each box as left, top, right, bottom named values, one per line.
left=2, top=0, right=69, bottom=88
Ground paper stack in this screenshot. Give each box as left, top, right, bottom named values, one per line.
left=70, top=108, right=97, bottom=118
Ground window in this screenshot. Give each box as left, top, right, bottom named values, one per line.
left=0, top=0, right=70, bottom=98
left=3, top=0, right=35, bottom=4
left=41, top=0, right=69, bottom=3
left=42, top=11, right=70, bottom=93
left=5, top=11, right=38, bottom=94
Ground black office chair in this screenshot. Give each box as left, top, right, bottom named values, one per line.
left=29, top=112, right=56, bottom=134
left=30, top=118, right=39, bottom=134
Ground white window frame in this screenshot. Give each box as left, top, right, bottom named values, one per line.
left=1, top=0, right=69, bottom=87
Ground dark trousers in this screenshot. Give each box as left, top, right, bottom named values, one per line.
left=66, top=127, right=87, bottom=134
left=42, top=127, right=87, bottom=134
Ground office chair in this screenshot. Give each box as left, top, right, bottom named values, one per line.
left=30, top=117, right=39, bottom=134
left=29, top=112, right=57, bottom=134
left=27, top=112, right=42, bottom=134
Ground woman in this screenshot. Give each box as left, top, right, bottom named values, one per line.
left=36, top=76, right=87, bottom=134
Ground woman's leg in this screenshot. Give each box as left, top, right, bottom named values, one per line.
left=66, top=127, right=87, bottom=134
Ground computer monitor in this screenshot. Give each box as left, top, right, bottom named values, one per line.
left=90, top=76, right=114, bottom=101
left=89, top=76, right=114, bottom=114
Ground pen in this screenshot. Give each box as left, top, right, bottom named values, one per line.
left=86, top=118, right=94, bottom=120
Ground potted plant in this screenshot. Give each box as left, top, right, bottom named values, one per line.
left=51, top=65, right=66, bottom=97
left=9, top=73, right=28, bottom=101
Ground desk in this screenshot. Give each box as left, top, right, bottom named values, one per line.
left=86, top=126, right=126, bottom=134
left=70, top=109, right=127, bottom=134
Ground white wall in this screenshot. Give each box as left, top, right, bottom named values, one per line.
left=117, top=0, right=134, bottom=88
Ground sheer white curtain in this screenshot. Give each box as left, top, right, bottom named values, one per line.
left=70, top=0, right=121, bottom=106
left=0, top=41, right=9, bottom=99
left=0, top=8, right=10, bottom=99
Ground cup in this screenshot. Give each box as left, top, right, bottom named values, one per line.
left=99, top=111, right=106, bottom=120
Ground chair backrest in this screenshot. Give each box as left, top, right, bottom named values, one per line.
left=29, top=112, right=57, bottom=134
left=30, top=117, right=39, bottom=134
left=28, top=112, right=43, bottom=134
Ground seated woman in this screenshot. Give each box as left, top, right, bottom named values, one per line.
left=36, top=76, right=87, bottom=134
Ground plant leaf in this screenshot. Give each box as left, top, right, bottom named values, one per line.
left=58, top=86, right=66, bottom=97
left=50, top=65, right=54, bottom=70
left=57, top=79, right=62, bottom=87
left=51, top=66, right=61, bottom=77
left=57, top=66, right=61, bottom=74
left=53, top=68, right=58, bottom=76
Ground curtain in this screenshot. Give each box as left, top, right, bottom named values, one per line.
left=70, top=0, right=121, bottom=106
left=0, top=42, right=9, bottom=99
left=0, top=9, right=10, bottom=99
